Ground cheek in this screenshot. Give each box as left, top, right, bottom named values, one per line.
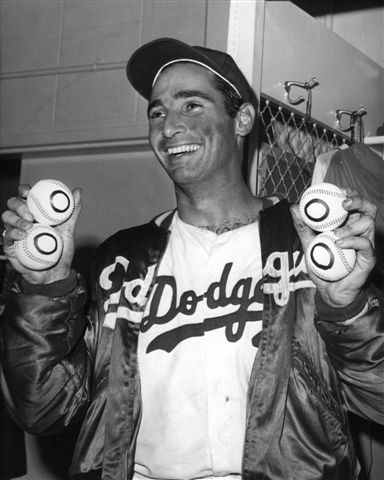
left=148, top=124, right=161, bottom=148
left=194, top=117, right=221, bottom=141
left=205, top=120, right=233, bottom=148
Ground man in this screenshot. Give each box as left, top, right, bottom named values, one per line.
left=1, top=38, right=383, bottom=480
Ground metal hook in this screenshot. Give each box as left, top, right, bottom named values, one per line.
left=284, top=77, right=319, bottom=123
left=284, top=77, right=319, bottom=105
left=336, top=107, right=367, bottom=143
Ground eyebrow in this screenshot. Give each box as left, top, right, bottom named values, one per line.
left=147, top=89, right=215, bottom=115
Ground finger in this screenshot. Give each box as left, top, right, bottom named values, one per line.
left=54, top=188, right=82, bottom=241
left=342, top=191, right=377, bottom=219
left=336, top=234, right=374, bottom=252
left=3, top=231, right=17, bottom=249
left=2, top=208, right=34, bottom=233
left=62, top=188, right=82, bottom=230
left=334, top=214, right=375, bottom=244
left=0, top=229, right=6, bottom=247
left=344, top=211, right=360, bottom=225
left=291, top=204, right=316, bottom=250
left=6, top=196, right=34, bottom=222
left=2, top=211, right=33, bottom=245
left=71, top=188, right=82, bottom=223
left=338, top=236, right=376, bottom=282
left=3, top=227, right=24, bottom=248
left=336, top=234, right=376, bottom=274
left=18, top=184, right=31, bottom=200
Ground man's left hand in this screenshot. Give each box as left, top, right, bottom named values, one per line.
left=291, top=188, right=377, bottom=308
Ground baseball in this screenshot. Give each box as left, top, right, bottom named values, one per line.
left=27, top=179, right=75, bottom=226
left=305, top=231, right=356, bottom=282
left=299, top=182, right=348, bottom=232
left=13, top=224, right=63, bottom=271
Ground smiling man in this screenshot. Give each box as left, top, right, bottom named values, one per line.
left=1, top=38, right=384, bottom=480
left=147, top=60, right=260, bottom=229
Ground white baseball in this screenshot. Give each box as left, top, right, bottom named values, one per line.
left=305, top=231, right=356, bottom=282
left=27, top=179, right=75, bottom=226
left=299, top=182, right=348, bottom=232
left=13, top=224, right=63, bottom=271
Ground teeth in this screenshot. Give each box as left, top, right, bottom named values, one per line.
left=167, top=144, right=200, bottom=155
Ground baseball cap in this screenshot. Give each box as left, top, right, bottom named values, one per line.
left=127, top=37, right=255, bottom=105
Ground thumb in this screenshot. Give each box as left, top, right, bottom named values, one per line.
left=290, top=204, right=316, bottom=250
left=56, top=187, right=82, bottom=237
left=70, top=188, right=82, bottom=226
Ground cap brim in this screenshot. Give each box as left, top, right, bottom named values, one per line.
left=127, top=37, right=223, bottom=101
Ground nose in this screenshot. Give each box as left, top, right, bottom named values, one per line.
left=163, top=110, right=186, bottom=138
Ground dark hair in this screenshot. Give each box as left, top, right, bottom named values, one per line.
left=211, top=75, right=244, bottom=118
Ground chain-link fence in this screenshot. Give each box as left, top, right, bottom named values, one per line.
left=256, top=94, right=350, bottom=203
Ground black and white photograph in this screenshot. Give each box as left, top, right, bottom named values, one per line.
left=0, top=1, right=383, bottom=479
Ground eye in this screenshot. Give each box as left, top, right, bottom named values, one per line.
left=148, top=110, right=165, bottom=121
left=184, top=101, right=202, bottom=113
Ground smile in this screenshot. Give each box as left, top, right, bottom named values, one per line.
left=167, top=144, right=200, bottom=156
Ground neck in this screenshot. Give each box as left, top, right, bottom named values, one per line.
left=198, top=214, right=259, bottom=235
left=175, top=176, right=262, bottom=233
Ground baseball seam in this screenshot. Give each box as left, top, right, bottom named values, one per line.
left=30, top=191, right=73, bottom=224
left=29, top=192, right=63, bottom=224
left=18, top=240, right=55, bottom=264
left=322, top=233, right=354, bottom=273
left=301, top=188, right=347, bottom=230
left=17, top=225, right=61, bottom=266
left=301, top=188, right=345, bottom=200
left=307, top=216, right=346, bottom=229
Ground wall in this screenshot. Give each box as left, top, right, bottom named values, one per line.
left=291, top=0, right=384, bottom=68
left=323, top=7, right=384, bottom=68
left=0, top=0, right=229, bottom=150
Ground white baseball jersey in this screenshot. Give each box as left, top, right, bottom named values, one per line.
left=134, top=213, right=263, bottom=479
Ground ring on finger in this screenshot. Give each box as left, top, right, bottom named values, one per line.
left=1, top=229, right=6, bottom=246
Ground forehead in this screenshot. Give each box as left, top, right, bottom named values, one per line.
left=150, top=62, right=217, bottom=100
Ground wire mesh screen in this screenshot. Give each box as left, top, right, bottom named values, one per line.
left=256, top=95, right=350, bottom=203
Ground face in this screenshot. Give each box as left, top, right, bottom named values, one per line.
left=147, top=62, right=240, bottom=188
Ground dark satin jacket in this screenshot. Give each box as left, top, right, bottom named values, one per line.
left=1, top=200, right=384, bottom=480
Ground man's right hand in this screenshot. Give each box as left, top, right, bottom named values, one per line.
left=1, top=184, right=82, bottom=285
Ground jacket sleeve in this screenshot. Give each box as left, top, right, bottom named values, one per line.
left=0, top=271, right=94, bottom=435
left=315, top=286, right=384, bottom=425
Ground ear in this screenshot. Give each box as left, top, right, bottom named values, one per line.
left=235, top=103, right=255, bottom=137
